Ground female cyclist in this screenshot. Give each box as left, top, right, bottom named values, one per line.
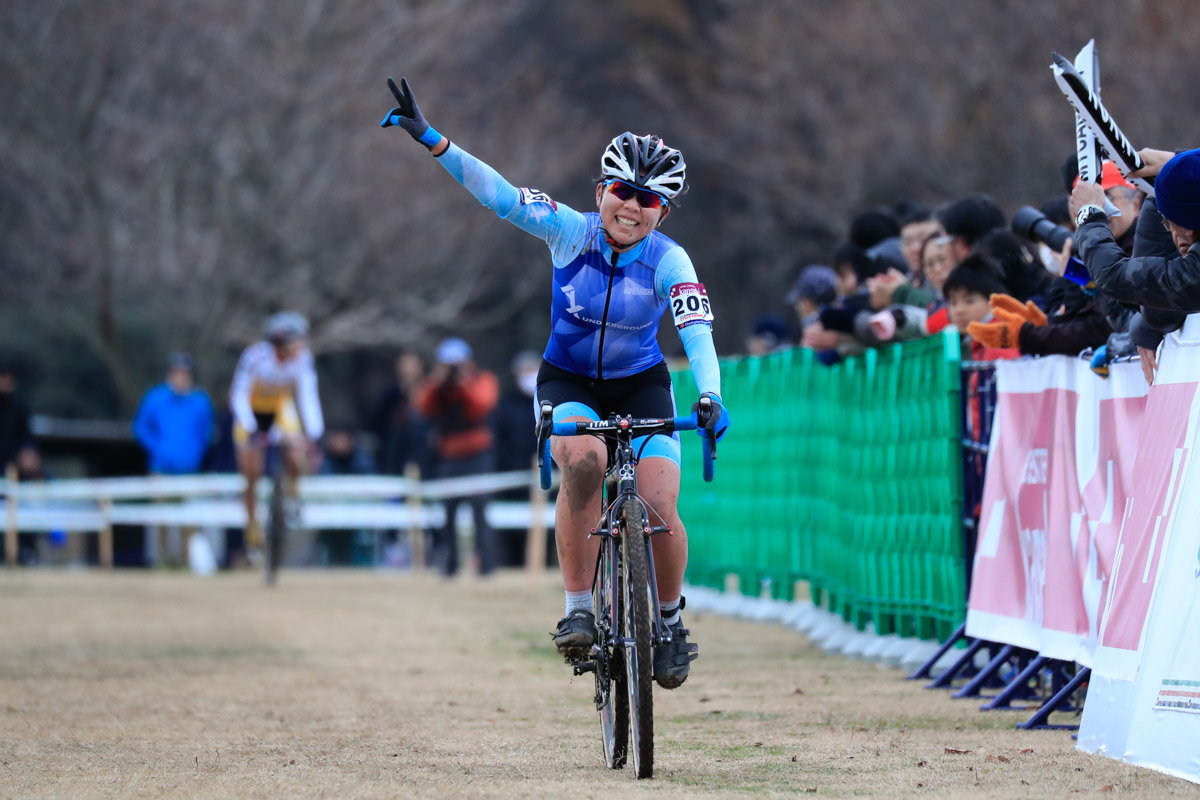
left=381, top=77, right=728, bottom=688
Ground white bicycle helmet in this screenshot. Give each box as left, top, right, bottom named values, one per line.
left=601, top=132, right=687, bottom=201
left=263, top=311, right=310, bottom=342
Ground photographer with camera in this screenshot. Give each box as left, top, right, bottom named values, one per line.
left=977, top=165, right=1147, bottom=359
left=416, top=337, right=500, bottom=577
left=1070, top=148, right=1200, bottom=383
left=1073, top=149, right=1200, bottom=311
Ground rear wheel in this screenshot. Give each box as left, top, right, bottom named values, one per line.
left=619, top=497, right=654, bottom=779
left=594, top=538, right=628, bottom=769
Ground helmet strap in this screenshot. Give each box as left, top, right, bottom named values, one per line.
left=602, top=227, right=647, bottom=253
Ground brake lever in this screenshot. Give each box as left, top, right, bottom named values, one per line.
left=536, top=402, right=553, bottom=468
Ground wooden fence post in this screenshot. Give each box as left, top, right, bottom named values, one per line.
left=526, top=455, right=547, bottom=581
left=4, top=464, right=17, bottom=567
left=404, top=463, right=424, bottom=572
left=99, top=496, right=114, bottom=569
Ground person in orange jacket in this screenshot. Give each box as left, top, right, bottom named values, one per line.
left=417, top=338, right=500, bottom=577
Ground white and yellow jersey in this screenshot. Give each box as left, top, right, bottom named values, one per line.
left=229, top=341, right=324, bottom=443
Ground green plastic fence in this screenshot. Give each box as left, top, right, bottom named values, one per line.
left=672, top=330, right=965, bottom=642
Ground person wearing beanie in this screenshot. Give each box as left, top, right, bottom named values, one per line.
left=788, top=264, right=838, bottom=323
left=1071, top=148, right=1200, bottom=314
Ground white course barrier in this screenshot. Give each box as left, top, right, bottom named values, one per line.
left=2, top=468, right=556, bottom=572
left=1076, top=318, right=1200, bottom=784
left=965, top=355, right=1148, bottom=666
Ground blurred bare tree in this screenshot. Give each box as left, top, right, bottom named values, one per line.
left=2, top=0, right=1198, bottom=415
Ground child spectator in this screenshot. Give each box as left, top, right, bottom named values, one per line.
left=943, top=256, right=1020, bottom=361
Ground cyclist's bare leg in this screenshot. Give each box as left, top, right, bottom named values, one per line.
left=640, top=455, right=698, bottom=688
left=551, top=417, right=606, bottom=593
left=237, top=444, right=265, bottom=544
left=282, top=437, right=308, bottom=492
left=636, top=456, right=687, bottom=603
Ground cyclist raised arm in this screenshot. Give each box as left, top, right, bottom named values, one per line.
left=230, top=311, right=324, bottom=561
left=382, top=77, right=729, bottom=689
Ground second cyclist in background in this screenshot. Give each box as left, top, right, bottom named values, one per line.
left=229, top=312, right=325, bottom=563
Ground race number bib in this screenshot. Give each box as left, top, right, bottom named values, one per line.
left=669, top=283, right=713, bottom=329
left=518, top=187, right=558, bottom=211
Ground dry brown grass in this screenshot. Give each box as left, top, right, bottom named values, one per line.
left=1, top=570, right=1197, bottom=799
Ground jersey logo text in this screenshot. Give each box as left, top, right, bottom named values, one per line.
left=561, top=284, right=585, bottom=314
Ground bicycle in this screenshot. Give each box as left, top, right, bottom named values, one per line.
left=537, top=400, right=715, bottom=779
left=250, top=434, right=304, bottom=587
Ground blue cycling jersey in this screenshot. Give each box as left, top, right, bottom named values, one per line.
left=435, top=143, right=721, bottom=397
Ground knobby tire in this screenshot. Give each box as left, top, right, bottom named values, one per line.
left=264, top=472, right=286, bottom=586
left=619, top=497, right=654, bottom=779
left=595, top=537, right=629, bottom=769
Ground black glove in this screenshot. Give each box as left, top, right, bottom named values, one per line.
left=380, top=77, right=443, bottom=150
left=692, top=392, right=729, bottom=442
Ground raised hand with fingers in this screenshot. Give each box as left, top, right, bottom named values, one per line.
left=380, top=77, right=443, bottom=150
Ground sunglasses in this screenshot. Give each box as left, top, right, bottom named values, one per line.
left=604, top=179, right=668, bottom=210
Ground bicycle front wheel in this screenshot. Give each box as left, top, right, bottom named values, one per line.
left=594, top=536, right=628, bottom=769
left=618, top=497, right=654, bottom=779
left=264, top=472, right=286, bottom=587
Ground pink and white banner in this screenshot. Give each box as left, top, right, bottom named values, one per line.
left=1078, top=319, right=1200, bottom=784
left=965, top=355, right=1149, bottom=666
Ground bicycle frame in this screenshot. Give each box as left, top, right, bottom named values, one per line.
left=536, top=405, right=715, bottom=778
left=593, top=432, right=672, bottom=649
left=538, top=409, right=714, bottom=646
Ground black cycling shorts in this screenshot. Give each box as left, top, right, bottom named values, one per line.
left=534, top=359, right=682, bottom=465
left=534, top=359, right=675, bottom=422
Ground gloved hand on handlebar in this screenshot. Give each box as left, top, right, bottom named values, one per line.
left=692, top=392, right=729, bottom=442
left=380, top=76, right=444, bottom=150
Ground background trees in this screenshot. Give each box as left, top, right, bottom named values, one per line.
left=3, top=0, right=1198, bottom=420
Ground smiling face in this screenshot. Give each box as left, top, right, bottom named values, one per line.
left=922, top=237, right=957, bottom=294
left=595, top=181, right=669, bottom=250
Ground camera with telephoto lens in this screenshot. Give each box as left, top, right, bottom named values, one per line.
left=1011, top=206, right=1072, bottom=252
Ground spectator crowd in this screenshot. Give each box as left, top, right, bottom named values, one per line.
left=774, top=148, right=1200, bottom=390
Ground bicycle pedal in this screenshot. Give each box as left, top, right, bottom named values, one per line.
left=572, top=661, right=598, bottom=676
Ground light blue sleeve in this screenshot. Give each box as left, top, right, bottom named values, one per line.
left=435, top=143, right=590, bottom=267
left=655, top=247, right=722, bottom=400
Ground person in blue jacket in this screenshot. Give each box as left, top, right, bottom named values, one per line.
left=133, top=353, right=215, bottom=474
left=381, top=77, right=730, bottom=689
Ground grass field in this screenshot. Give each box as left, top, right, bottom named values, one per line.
left=1, top=570, right=1197, bottom=799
